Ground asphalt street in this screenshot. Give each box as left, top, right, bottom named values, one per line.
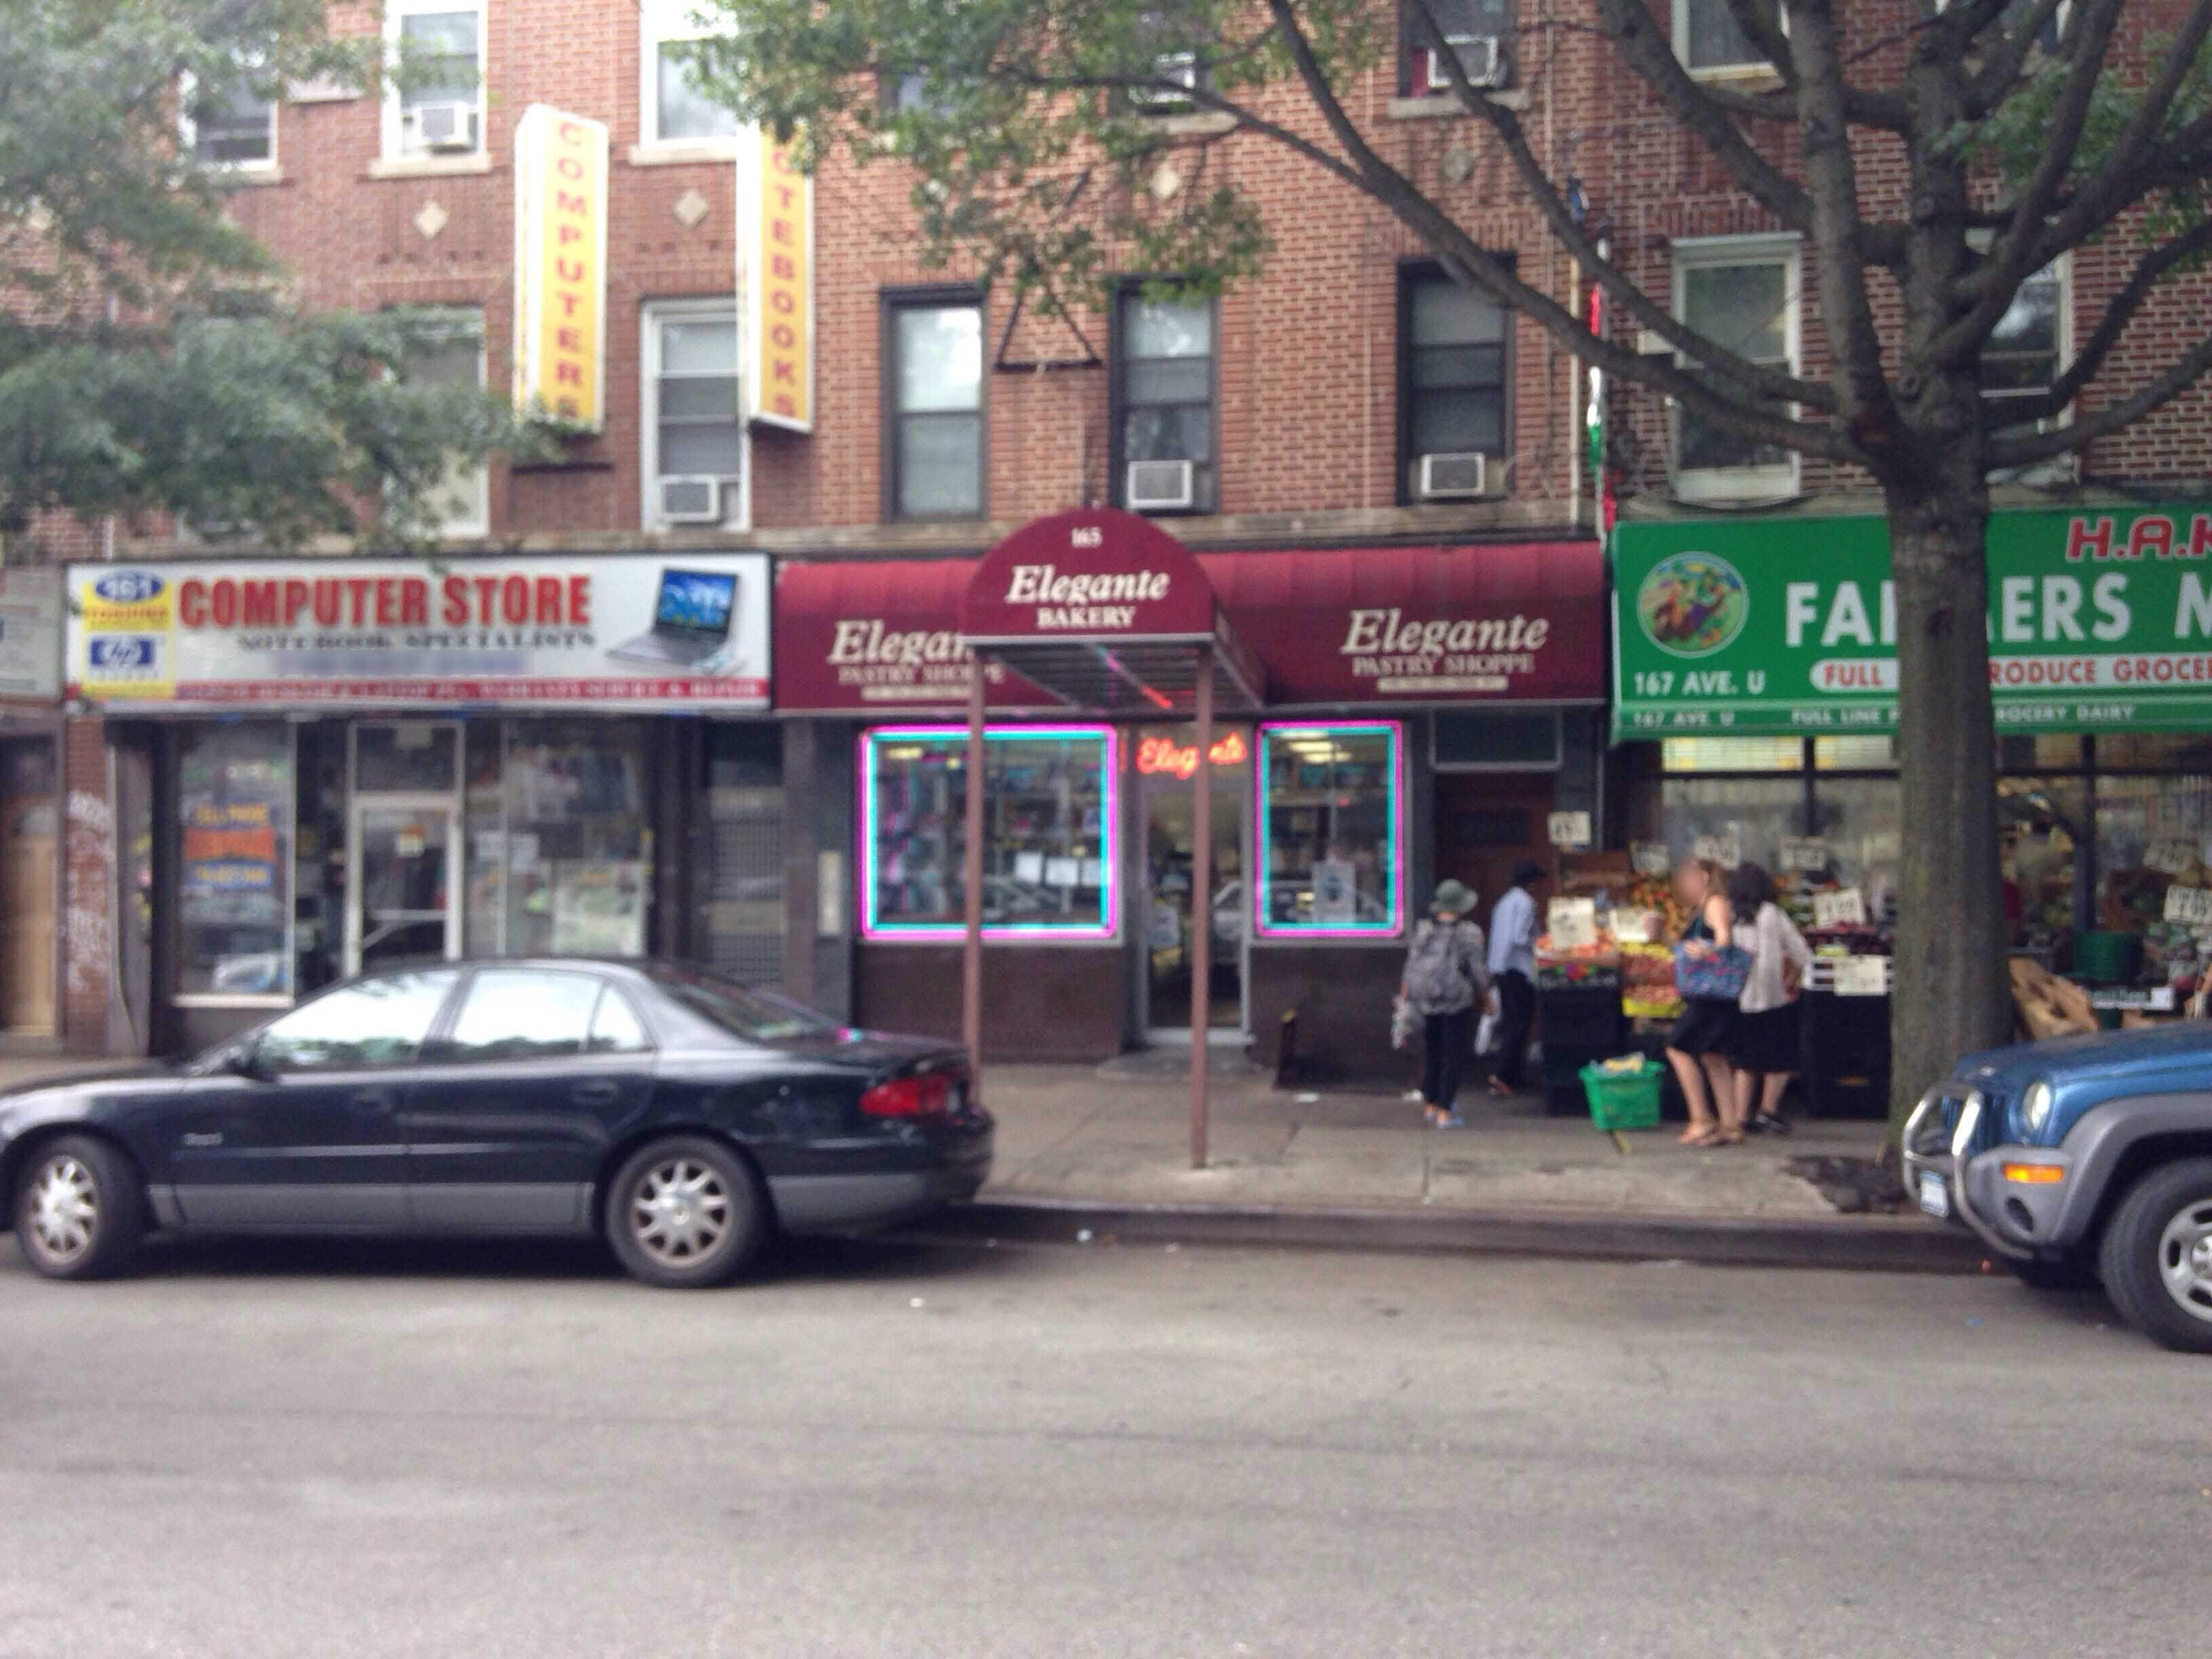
left=0, top=1231, right=2203, bottom=1658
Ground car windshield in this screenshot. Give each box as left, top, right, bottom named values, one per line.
left=644, top=966, right=838, bottom=1043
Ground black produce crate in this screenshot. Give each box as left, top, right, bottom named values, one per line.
left=1800, top=991, right=1891, bottom=1120
left=1537, top=985, right=1626, bottom=1051
left=1540, top=1040, right=1620, bottom=1117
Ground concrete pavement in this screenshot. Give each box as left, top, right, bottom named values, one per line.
left=0, top=1233, right=2195, bottom=1657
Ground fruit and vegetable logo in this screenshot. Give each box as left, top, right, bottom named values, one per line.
left=1637, top=552, right=1748, bottom=658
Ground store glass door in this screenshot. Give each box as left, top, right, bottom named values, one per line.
left=1139, top=726, right=1250, bottom=1037
left=347, top=800, right=461, bottom=975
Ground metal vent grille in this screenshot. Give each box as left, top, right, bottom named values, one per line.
left=708, top=785, right=783, bottom=986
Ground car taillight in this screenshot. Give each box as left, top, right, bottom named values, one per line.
left=859, top=1073, right=954, bottom=1118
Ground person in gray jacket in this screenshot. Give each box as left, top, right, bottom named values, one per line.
left=1399, top=880, right=1490, bottom=1128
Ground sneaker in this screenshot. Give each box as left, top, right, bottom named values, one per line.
left=1402, top=1088, right=1427, bottom=1103
left=1435, top=1111, right=1466, bottom=1129
left=1751, top=1111, right=1793, bottom=1136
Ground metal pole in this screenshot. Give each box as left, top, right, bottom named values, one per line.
left=962, top=659, right=987, bottom=1085
left=1189, top=647, right=1212, bottom=1169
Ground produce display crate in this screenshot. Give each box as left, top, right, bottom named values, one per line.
left=1800, top=990, right=1890, bottom=1119
left=1580, top=1059, right=1664, bottom=1132
left=1537, top=984, right=1626, bottom=1049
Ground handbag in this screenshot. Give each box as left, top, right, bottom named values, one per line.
left=1674, top=941, right=1753, bottom=1000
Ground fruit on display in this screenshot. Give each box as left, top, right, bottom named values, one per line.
left=1625, top=875, right=1689, bottom=941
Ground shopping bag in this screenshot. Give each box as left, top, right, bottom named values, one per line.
left=1473, top=1008, right=1498, bottom=1057
left=1390, top=996, right=1419, bottom=1051
left=1673, top=942, right=1753, bottom=1000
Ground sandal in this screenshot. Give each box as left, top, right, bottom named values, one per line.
left=1485, top=1077, right=1515, bottom=1098
left=1678, top=1124, right=1719, bottom=1145
left=1707, top=1128, right=1746, bottom=1147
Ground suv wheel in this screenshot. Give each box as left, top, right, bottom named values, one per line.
left=604, top=1135, right=766, bottom=1289
left=13, top=1135, right=147, bottom=1281
left=2098, top=1158, right=2212, bottom=1353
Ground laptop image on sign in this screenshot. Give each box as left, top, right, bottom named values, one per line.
left=609, top=568, right=739, bottom=668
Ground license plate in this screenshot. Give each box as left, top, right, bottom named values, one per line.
left=1917, top=1171, right=1951, bottom=1219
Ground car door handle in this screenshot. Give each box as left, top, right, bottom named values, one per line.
left=349, top=1089, right=397, bottom=1115
left=572, top=1081, right=621, bottom=1106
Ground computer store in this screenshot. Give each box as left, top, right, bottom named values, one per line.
left=64, top=552, right=781, bottom=1054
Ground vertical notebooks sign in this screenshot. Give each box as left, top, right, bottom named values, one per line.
left=513, top=106, right=609, bottom=430
left=738, top=129, right=814, bottom=431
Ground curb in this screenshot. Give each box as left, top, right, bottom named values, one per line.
left=916, top=1194, right=1984, bottom=1275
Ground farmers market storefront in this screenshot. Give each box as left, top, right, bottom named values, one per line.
left=1611, top=502, right=2212, bottom=1108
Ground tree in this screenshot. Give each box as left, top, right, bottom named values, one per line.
left=0, top=0, right=544, bottom=548
left=695, top=0, right=2212, bottom=1133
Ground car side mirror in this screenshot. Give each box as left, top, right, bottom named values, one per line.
left=226, top=1044, right=276, bottom=1082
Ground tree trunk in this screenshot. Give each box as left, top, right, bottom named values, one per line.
left=1885, top=466, right=2013, bottom=1143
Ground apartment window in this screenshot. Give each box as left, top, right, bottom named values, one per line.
left=1671, top=234, right=1800, bottom=501
left=184, top=73, right=276, bottom=168
left=1675, top=0, right=1776, bottom=75
left=643, top=303, right=747, bottom=531
left=642, top=0, right=741, bottom=146
left=1115, top=293, right=1216, bottom=514
left=384, top=1, right=483, bottom=158
left=1940, top=0, right=2068, bottom=54
left=1403, top=0, right=1514, bottom=95
left=1127, top=11, right=1204, bottom=112
left=884, top=295, right=983, bottom=520
left=1401, top=266, right=1509, bottom=502
left=1983, top=258, right=2070, bottom=478
left=402, top=312, right=489, bottom=537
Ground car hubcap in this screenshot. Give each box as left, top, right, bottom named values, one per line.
left=26, top=1155, right=98, bottom=1265
left=2154, top=1198, right=2212, bottom=1326
left=630, top=1158, right=731, bottom=1266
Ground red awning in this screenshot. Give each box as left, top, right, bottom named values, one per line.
left=1200, top=541, right=1605, bottom=707
left=774, top=558, right=1055, bottom=714
left=773, top=538, right=1606, bottom=714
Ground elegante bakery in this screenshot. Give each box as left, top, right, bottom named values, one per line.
left=773, top=510, right=1609, bottom=1078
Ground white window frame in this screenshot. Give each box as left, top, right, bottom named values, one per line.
left=637, top=0, right=743, bottom=158
left=1938, top=0, right=2071, bottom=56
left=641, top=299, right=751, bottom=533
left=1670, top=232, right=1802, bottom=504
left=1674, top=0, right=1787, bottom=81
left=381, top=0, right=487, bottom=162
left=1978, top=245, right=2074, bottom=482
left=179, top=69, right=279, bottom=174
left=402, top=308, right=491, bottom=539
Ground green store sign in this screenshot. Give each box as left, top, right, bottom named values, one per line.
left=1612, top=505, right=2212, bottom=739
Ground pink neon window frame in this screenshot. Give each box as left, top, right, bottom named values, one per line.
left=858, top=724, right=1121, bottom=941
left=1252, top=720, right=1406, bottom=940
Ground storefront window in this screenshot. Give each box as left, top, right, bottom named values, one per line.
left=177, top=723, right=294, bottom=1000
left=861, top=725, right=1117, bottom=939
left=1660, top=737, right=1802, bottom=772
left=1809, top=776, right=1901, bottom=905
left=2001, top=777, right=2087, bottom=951
left=1255, top=722, right=1402, bottom=937
left=1657, top=775, right=1803, bottom=875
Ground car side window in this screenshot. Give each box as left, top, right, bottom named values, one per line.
left=441, top=969, right=602, bottom=1063
left=253, top=970, right=458, bottom=1073
left=587, top=987, right=651, bottom=1054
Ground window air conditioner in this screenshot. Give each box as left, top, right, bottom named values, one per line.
left=1417, top=451, right=1489, bottom=500
left=658, top=476, right=724, bottom=525
left=1427, top=35, right=1507, bottom=91
left=1126, top=458, right=1197, bottom=512
left=411, top=101, right=476, bottom=152
left=1128, top=51, right=1199, bottom=109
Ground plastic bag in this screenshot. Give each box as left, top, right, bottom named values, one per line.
left=1390, top=996, right=1419, bottom=1050
left=1473, top=1009, right=1498, bottom=1057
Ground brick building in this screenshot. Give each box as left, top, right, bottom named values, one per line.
left=30, top=1, right=2212, bottom=1075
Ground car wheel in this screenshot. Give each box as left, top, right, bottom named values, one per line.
left=2097, top=1158, right=2212, bottom=1354
left=604, top=1135, right=765, bottom=1289
left=12, top=1135, right=146, bottom=1282
left=2003, top=1254, right=2099, bottom=1292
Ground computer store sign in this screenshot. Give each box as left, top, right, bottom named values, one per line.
left=65, top=554, right=771, bottom=712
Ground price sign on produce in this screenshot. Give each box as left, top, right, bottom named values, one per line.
left=1778, top=837, right=1830, bottom=872
left=1631, top=841, right=1672, bottom=877
left=1547, top=811, right=1593, bottom=849
left=1547, top=897, right=1599, bottom=949
left=1831, top=955, right=1889, bottom=997
left=2164, top=886, right=2212, bottom=926
left=1694, top=833, right=1741, bottom=869
left=2145, top=840, right=2197, bottom=876
left=1813, top=887, right=1867, bottom=927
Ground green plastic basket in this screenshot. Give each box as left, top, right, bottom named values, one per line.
left=1580, top=1059, right=1663, bottom=1132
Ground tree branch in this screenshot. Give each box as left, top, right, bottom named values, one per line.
left=1962, top=0, right=2069, bottom=117
left=1271, top=0, right=1855, bottom=459
left=1986, top=329, right=2212, bottom=466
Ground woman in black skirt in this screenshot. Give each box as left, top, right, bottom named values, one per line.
left=1664, top=857, right=1739, bottom=1145
left=1727, top=862, right=1814, bottom=1136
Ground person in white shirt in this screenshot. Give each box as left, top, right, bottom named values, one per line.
left=1483, top=861, right=1544, bottom=1096
left=1725, top=862, right=1814, bottom=1136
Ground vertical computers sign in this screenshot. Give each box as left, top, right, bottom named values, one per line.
left=514, top=106, right=609, bottom=429
left=738, top=127, right=814, bottom=431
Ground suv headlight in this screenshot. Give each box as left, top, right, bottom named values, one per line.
left=2020, top=1080, right=2055, bottom=1138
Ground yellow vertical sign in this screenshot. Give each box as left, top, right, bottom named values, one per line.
left=513, top=105, right=609, bottom=430
left=739, top=129, right=814, bottom=432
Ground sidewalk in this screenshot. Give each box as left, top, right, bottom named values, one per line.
left=958, top=1061, right=1978, bottom=1273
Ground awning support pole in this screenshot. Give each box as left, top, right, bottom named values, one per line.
left=1189, top=646, right=1212, bottom=1170
left=962, top=659, right=987, bottom=1088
